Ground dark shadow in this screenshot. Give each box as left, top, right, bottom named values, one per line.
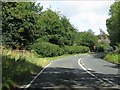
left=104, top=64, right=120, bottom=69
left=91, top=52, right=105, bottom=59
left=2, top=55, right=43, bottom=90
left=28, top=67, right=120, bottom=90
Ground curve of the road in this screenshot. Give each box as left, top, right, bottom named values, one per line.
left=26, top=53, right=120, bottom=90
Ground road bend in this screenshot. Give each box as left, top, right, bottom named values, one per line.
left=28, top=53, right=120, bottom=90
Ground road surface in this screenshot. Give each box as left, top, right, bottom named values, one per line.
left=28, top=53, right=120, bottom=90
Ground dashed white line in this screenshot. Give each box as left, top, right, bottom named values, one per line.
left=24, top=63, right=51, bottom=88
left=87, top=68, right=92, bottom=71
left=78, top=58, right=105, bottom=83
left=78, top=58, right=115, bottom=85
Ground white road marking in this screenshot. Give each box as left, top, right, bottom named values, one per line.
left=78, top=58, right=105, bottom=83
left=88, top=68, right=92, bottom=71
left=78, top=58, right=115, bottom=85
left=24, top=63, right=51, bottom=88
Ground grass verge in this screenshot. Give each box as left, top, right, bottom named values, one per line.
left=1, top=48, right=50, bottom=90
left=104, top=52, right=120, bottom=64
left=1, top=48, right=85, bottom=90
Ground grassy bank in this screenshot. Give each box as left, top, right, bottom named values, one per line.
left=2, top=48, right=49, bottom=90
left=1, top=48, right=83, bottom=90
left=104, top=52, right=119, bottom=64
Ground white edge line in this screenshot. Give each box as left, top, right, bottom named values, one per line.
left=24, top=63, right=51, bottom=88
left=78, top=58, right=104, bottom=83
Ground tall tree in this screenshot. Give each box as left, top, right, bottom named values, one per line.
left=2, top=2, right=43, bottom=49
left=106, top=1, right=120, bottom=46
left=60, top=16, right=77, bottom=46
left=78, top=30, right=98, bottom=51
left=37, top=9, right=77, bottom=46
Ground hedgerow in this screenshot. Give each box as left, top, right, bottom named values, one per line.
left=63, top=46, right=89, bottom=54
left=32, top=42, right=64, bottom=57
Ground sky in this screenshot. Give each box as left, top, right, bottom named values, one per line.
left=36, top=0, right=115, bottom=35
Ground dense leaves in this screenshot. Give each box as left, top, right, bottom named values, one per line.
left=95, top=42, right=109, bottom=52
left=64, top=46, right=89, bottom=54
left=2, top=2, right=43, bottom=49
left=2, top=2, right=100, bottom=56
left=37, top=10, right=77, bottom=46
left=3, top=2, right=117, bottom=90
left=106, top=1, right=120, bottom=46
left=32, top=42, right=64, bottom=57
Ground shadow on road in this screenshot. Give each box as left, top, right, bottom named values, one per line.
left=104, top=64, right=120, bottom=69
left=91, top=52, right=105, bottom=59
left=29, top=66, right=120, bottom=90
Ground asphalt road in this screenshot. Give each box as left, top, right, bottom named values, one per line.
left=28, top=53, right=120, bottom=90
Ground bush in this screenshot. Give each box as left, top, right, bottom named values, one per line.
left=32, top=42, right=64, bottom=57
left=95, top=42, right=109, bottom=52
left=63, top=46, right=89, bottom=54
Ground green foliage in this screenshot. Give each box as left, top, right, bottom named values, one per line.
left=38, top=9, right=63, bottom=35
left=2, top=55, right=42, bottom=89
left=37, top=9, right=77, bottom=46
left=104, top=52, right=119, bottom=64
left=64, top=46, right=89, bottom=54
left=95, top=42, right=109, bottom=52
left=106, top=1, right=120, bottom=46
left=2, top=2, right=111, bottom=90
left=75, top=31, right=98, bottom=51
left=2, top=2, right=43, bottom=49
left=1, top=48, right=51, bottom=90
left=32, top=42, right=64, bottom=57
left=2, top=2, right=97, bottom=54
left=60, top=16, right=77, bottom=46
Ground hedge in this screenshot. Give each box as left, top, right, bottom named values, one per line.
left=32, top=42, right=64, bottom=57
left=63, top=46, right=89, bottom=54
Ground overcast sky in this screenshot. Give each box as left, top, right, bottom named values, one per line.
left=36, top=0, right=115, bottom=35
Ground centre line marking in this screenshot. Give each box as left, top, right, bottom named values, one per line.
left=78, top=58, right=105, bottom=83
left=78, top=58, right=115, bottom=85
left=88, top=68, right=92, bottom=71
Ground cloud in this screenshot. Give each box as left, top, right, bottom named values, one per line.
left=37, top=0, right=115, bottom=35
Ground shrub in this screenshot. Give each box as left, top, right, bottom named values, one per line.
left=32, top=42, right=64, bottom=57
left=63, top=46, right=89, bottom=54
left=95, top=42, right=109, bottom=52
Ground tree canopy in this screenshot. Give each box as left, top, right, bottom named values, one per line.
left=106, top=1, right=120, bottom=46
left=2, top=2, right=43, bottom=49
left=2, top=2, right=101, bottom=52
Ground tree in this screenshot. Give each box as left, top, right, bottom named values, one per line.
left=60, top=16, right=77, bottom=46
left=106, top=1, right=120, bottom=46
left=37, top=9, right=77, bottom=46
left=2, top=2, right=43, bottom=49
left=78, top=30, right=98, bottom=51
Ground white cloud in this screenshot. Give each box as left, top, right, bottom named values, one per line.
left=37, top=0, right=115, bottom=35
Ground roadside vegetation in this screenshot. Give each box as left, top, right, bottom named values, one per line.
left=105, top=1, right=120, bottom=64
left=104, top=52, right=119, bottom=64
left=2, top=47, right=84, bottom=90
left=1, top=2, right=94, bottom=89
left=1, top=1, right=120, bottom=90
left=2, top=47, right=48, bottom=89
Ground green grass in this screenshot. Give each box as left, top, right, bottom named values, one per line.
left=1, top=48, right=64, bottom=90
left=1, top=47, right=86, bottom=90
left=104, top=52, right=119, bottom=64
left=2, top=48, right=50, bottom=90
